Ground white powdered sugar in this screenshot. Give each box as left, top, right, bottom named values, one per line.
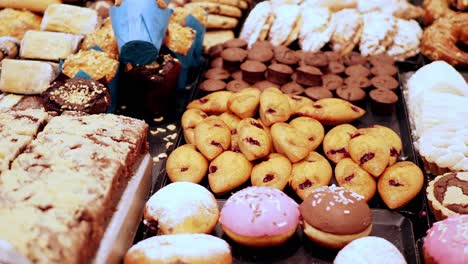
left=145, top=182, right=217, bottom=229
left=129, top=234, right=230, bottom=260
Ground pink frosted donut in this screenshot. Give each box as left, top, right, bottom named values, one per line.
left=219, top=186, right=300, bottom=247
left=423, top=215, right=468, bottom=264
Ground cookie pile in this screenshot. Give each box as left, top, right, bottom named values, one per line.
left=324, top=124, right=424, bottom=208
left=239, top=1, right=423, bottom=61
left=203, top=38, right=401, bottom=115
left=168, top=0, right=252, bottom=51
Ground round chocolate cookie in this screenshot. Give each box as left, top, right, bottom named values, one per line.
left=211, top=57, right=223, bottom=68
left=281, top=82, right=304, bottom=95
left=231, top=71, right=243, bottom=80
left=369, top=54, right=395, bottom=66
left=328, top=61, right=345, bottom=75
left=336, top=86, right=366, bottom=105
left=208, top=44, right=224, bottom=58
left=345, top=64, right=370, bottom=77
left=221, top=48, right=248, bottom=72
left=199, top=79, right=227, bottom=92
left=253, top=80, right=280, bottom=91
left=371, top=75, right=399, bottom=90
left=42, top=78, right=111, bottom=114
left=369, top=89, right=398, bottom=115
left=204, top=68, right=230, bottom=80
left=296, top=66, right=323, bottom=87
left=266, top=63, right=293, bottom=85
left=324, top=51, right=342, bottom=62
left=248, top=48, right=274, bottom=63
left=345, top=76, right=372, bottom=89
left=223, top=38, right=248, bottom=49
left=371, top=64, right=398, bottom=77
left=322, top=74, right=343, bottom=91
left=274, top=46, right=300, bottom=66
left=302, top=52, right=329, bottom=72
left=226, top=79, right=250, bottom=92
left=304, top=87, right=333, bottom=100
left=342, top=52, right=367, bottom=66
left=252, top=40, right=274, bottom=51
left=240, top=60, right=267, bottom=83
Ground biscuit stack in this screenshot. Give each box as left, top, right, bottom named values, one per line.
left=169, top=0, right=253, bottom=51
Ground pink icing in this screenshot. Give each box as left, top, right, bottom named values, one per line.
left=219, top=186, right=300, bottom=237
left=423, top=215, right=468, bottom=264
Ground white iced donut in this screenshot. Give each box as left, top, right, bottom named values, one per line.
left=334, top=236, right=406, bottom=264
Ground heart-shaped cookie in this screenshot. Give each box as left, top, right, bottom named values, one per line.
left=251, top=153, right=292, bottom=190
left=378, top=161, right=424, bottom=209
left=228, top=87, right=261, bottom=118
left=289, top=151, right=332, bottom=200
left=166, top=144, right=208, bottom=184
left=259, top=87, right=291, bottom=127
left=187, top=91, right=233, bottom=114
left=335, top=158, right=376, bottom=202
left=194, top=116, right=231, bottom=160
left=271, top=122, right=310, bottom=163
left=358, top=125, right=402, bottom=166
left=181, top=109, right=208, bottom=144
left=348, top=132, right=390, bottom=177
left=218, top=112, right=241, bottom=133
left=289, top=116, right=324, bottom=152
left=297, top=98, right=365, bottom=125
left=288, top=95, right=314, bottom=116
left=237, top=118, right=272, bottom=161
left=322, top=124, right=357, bottom=164
left=208, top=151, right=253, bottom=194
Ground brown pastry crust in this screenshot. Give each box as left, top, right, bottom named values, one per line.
left=42, top=78, right=111, bottom=114
left=427, top=172, right=468, bottom=220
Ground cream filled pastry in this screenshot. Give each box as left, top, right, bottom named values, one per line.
left=299, top=7, right=335, bottom=53
left=267, top=4, right=301, bottom=46
left=219, top=186, right=300, bottom=247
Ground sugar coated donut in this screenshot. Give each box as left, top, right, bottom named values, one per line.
left=219, top=186, right=300, bottom=247
left=143, top=182, right=219, bottom=235
left=299, top=185, right=372, bottom=249
left=334, top=236, right=406, bottom=264
left=124, top=233, right=232, bottom=264
left=423, top=215, right=468, bottom=264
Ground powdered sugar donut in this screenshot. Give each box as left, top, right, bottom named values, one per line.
left=334, top=236, right=406, bottom=264
left=143, top=182, right=219, bottom=235
left=124, top=234, right=232, bottom=264
left=219, top=186, right=300, bottom=247
left=423, top=215, right=468, bottom=264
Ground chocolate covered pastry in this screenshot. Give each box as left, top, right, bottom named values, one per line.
left=42, top=77, right=111, bottom=114
left=121, top=54, right=182, bottom=115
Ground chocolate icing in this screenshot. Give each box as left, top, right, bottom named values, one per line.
left=433, top=173, right=468, bottom=214
left=299, top=185, right=372, bottom=235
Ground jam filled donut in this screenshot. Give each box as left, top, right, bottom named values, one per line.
left=220, top=186, right=300, bottom=247
left=299, top=185, right=372, bottom=249
left=144, top=182, right=219, bottom=235
left=124, top=234, right=232, bottom=264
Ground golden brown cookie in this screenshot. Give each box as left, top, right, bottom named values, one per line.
left=185, top=2, right=242, bottom=18
left=206, top=14, right=239, bottom=29
left=191, top=0, right=249, bottom=9
left=166, top=144, right=208, bottom=183
left=165, top=22, right=196, bottom=56
left=289, top=151, right=333, bottom=200
left=335, top=158, right=377, bottom=202
left=218, top=112, right=240, bottom=132
left=208, top=151, right=253, bottom=194
left=182, top=109, right=209, bottom=144
left=377, top=161, right=424, bottom=209
left=237, top=118, right=272, bottom=161
left=203, top=30, right=235, bottom=51
left=194, top=116, right=231, bottom=160
left=187, top=91, right=233, bottom=114
left=358, top=125, right=402, bottom=166
left=323, top=124, right=357, bottom=164
left=287, top=95, right=314, bottom=116
left=227, top=87, right=261, bottom=118
left=348, top=133, right=390, bottom=177
left=250, top=153, right=292, bottom=190
left=270, top=122, right=309, bottom=163
left=259, top=87, right=291, bottom=127
left=297, top=98, right=365, bottom=126
left=289, top=116, right=324, bottom=152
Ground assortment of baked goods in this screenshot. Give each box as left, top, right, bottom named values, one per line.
left=239, top=0, right=423, bottom=61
